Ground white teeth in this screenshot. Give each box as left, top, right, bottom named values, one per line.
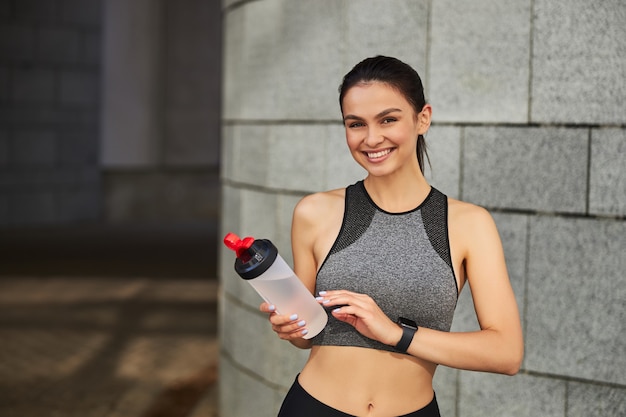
left=367, top=149, right=391, bottom=159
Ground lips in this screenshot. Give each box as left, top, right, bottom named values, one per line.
left=366, top=148, right=393, bottom=159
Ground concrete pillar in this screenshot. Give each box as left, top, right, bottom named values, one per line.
left=100, top=0, right=162, bottom=167
left=100, top=0, right=222, bottom=223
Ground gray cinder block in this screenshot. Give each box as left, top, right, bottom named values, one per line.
left=219, top=358, right=279, bottom=417
left=0, top=130, right=8, bottom=167
left=59, top=71, right=98, bottom=106
left=13, top=130, right=57, bottom=167
left=37, top=28, right=81, bottom=64
left=12, top=68, right=55, bottom=103
left=567, top=382, right=626, bottom=417
left=531, top=0, right=626, bottom=125
left=0, top=25, right=35, bottom=61
left=527, top=216, right=626, bottom=385
left=424, top=125, right=461, bottom=199
left=344, top=0, right=429, bottom=76
left=590, top=128, right=626, bottom=216
left=459, top=372, right=566, bottom=417
left=430, top=0, right=531, bottom=123
left=0, top=66, right=9, bottom=101
left=222, top=0, right=343, bottom=121
left=463, top=126, right=588, bottom=213
left=60, top=0, right=102, bottom=27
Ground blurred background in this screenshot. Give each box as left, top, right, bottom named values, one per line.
left=0, top=0, right=221, bottom=416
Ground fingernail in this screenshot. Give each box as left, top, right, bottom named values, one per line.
left=289, top=314, right=298, bottom=321
left=297, top=320, right=306, bottom=327
left=301, top=329, right=309, bottom=336
left=333, top=308, right=341, bottom=313
left=315, top=296, right=324, bottom=301
left=318, top=291, right=327, bottom=295
left=323, top=299, right=330, bottom=304
left=268, top=305, right=276, bottom=312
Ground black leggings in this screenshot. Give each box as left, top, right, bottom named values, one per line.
left=277, top=376, right=441, bottom=417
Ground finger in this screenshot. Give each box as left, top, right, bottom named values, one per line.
left=331, top=303, right=377, bottom=323
left=318, top=289, right=359, bottom=298
left=272, top=318, right=308, bottom=339
left=331, top=305, right=357, bottom=317
left=260, top=302, right=276, bottom=313
left=331, top=307, right=358, bottom=326
left=276, top=328, right=309, bottom=340
left=269, top=312, right=300, bottom=326
left=318, top=293, right=370, bottom=311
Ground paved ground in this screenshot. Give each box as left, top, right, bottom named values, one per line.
left=0, top=225, right=220, bottom=417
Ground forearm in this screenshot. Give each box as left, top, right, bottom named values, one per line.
left=406, top=327, right=523, bottom=375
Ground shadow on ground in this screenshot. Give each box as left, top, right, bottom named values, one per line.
left=0, top=224, right=219, bottom=417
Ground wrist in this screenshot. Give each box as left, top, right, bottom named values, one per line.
left=395, top=317, right=418, bottom=353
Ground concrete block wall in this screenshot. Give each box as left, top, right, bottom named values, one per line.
left=0, top=0, right=103, bottom=226
left=220, top=1, right=625, bottom=416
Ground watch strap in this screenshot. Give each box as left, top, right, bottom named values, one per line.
left=395, top=325, right=417, bottom=353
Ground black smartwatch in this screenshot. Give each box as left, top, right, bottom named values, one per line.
left=395, top=317, right=418, bottom=353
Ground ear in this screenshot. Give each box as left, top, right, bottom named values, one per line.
left=417, top=104, right=432, bottom=134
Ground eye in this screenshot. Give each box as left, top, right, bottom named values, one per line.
left=381, top=117, right=397, bottom=124
left=348, top=122, right=365, bottom=128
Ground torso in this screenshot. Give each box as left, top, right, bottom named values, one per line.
left=295, top=182, right=469, bottom=416
left=299, top=346, right=436, bottom=416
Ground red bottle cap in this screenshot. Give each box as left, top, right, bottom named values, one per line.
left=223, top=232, right=255, bottom=259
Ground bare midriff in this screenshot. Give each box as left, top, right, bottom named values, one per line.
left=298, top=345, right=437, bottom=417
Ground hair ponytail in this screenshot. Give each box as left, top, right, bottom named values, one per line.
left=417, top=134, right=429, bottom=174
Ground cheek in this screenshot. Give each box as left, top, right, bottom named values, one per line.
left=345, top=131, right=361, bottom=151
left=396, top=125, right=419, bottom=145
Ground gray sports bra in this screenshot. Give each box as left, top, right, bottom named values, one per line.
left=311, top=181, right=458, bottom=353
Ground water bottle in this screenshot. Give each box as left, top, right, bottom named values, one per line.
left=224, top=232, right=327, bottom=339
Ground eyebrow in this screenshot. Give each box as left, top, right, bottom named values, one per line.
left=343, top=108, right=403, bottom=123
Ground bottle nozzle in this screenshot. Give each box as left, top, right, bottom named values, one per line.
left=224, top=232, right=255, bottom=259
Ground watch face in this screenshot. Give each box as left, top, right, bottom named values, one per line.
left=397, top=317, right=418, bottom=329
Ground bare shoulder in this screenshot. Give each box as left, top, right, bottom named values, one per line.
left=447, top=198, right=494, bottom=228
left=293, top=188, right=346, bottom=225
left=447, top=198, right=500, bottom=258
left=292, top=188, right=347, bottom=271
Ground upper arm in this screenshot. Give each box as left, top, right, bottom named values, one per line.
left=458, top=206, right=522, bottom=340
left=290, top=190, right=345, bottom=295
left=291, top=195, right=322, bottom=295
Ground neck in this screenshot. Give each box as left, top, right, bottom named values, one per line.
left=363, top=169, right=431, bottom=213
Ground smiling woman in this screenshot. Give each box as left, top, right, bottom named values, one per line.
left=259, top=56, right=523, bottom=417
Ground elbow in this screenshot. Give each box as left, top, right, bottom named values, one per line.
left=493, top=328, right=524, bottom=376
left=500, top=345, right=524, bottom=376
left=501, top=360, right=521, bottom=376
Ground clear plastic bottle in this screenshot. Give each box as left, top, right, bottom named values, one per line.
left=224, top=232, right=327, bottom=339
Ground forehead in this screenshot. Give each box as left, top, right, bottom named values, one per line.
left=341, top=81, right=412, bottom=113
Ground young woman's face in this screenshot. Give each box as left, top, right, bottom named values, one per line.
left=341, top=82, right=430, bottom=178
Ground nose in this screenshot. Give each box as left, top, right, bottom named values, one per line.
left=364, top=127, right=384, bottom=147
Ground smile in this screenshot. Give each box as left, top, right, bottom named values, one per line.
left=366, top=149, right=393, bottom=159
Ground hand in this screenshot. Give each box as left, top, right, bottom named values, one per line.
left=317, top=290, right=402, bottom=346
left=259, top=302, right=309, bottom=340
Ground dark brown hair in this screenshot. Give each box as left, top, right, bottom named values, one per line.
left=339, top=56, right=429, bottom=173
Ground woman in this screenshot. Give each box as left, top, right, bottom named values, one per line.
left=261, top=56, right=523, bottom=417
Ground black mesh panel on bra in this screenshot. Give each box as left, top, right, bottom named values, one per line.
left=422, top=188, right=453, bottom=270
left=327, top=184, right=376, bottom=257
